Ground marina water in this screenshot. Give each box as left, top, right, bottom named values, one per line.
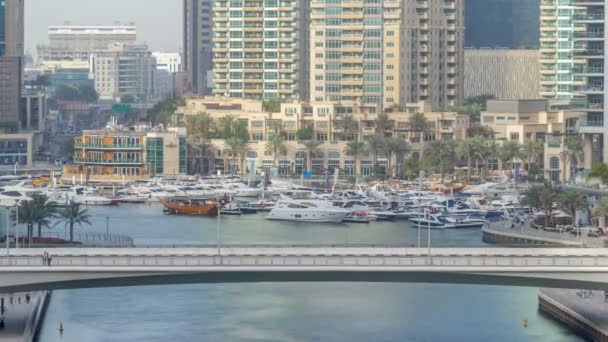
left=36, top=204, right=583, bottom=341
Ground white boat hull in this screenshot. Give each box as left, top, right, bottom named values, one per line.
left=267, top=209, right=347, bottom=223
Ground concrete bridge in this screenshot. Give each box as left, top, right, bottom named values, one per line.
left=2, top=246, right=608, bottom=291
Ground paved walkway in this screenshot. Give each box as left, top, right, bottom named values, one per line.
left=541, top=288, right=608, bottom=335
left=486, top=219, right=606, bottom=246
left=0, top=292, right=46, bottom=342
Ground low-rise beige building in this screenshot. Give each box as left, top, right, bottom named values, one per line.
left=481, top=100, right=582, bottom=182
left=177, top=97, right=468, bottom=176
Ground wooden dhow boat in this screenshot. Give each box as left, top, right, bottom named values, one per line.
left=160, top=197, right=219, bottom=216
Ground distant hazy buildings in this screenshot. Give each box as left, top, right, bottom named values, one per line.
left=152, top=52, right=181, bottom=73
left=152, top=52, right=182, bottom=99
left=465, top=0, right=540, bottom=49
left=464, top=49, right=540, bottom=100
left=37, top=25, right=137, bottom=62
left=183, top=0, right=213, bottom=95
left=89, top=43, right=155, bottom=101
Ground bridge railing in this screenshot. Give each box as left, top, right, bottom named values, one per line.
left=0, top=253, right=607, bottom=268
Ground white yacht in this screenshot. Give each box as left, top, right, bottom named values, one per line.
left=267, top=200, right=349, bottom=223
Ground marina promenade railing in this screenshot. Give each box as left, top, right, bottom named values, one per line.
left=1, top=247, right=608, bottom=268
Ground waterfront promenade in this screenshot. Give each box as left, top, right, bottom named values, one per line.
left=0, top=291, right=48, bottom=342
left=483, top=220, right=606, bottom=247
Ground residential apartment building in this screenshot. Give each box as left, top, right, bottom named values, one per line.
left=89, top=43, right=156, bottom=101
left=152, top=52, right=182, bottom=73
left=37, top=25, right=137, bottom=62
left=211, top=0, right=302, bottom=101
left=184, top=0, right=213, bottom=95
left=308, top=0, right=463, bottom=112
left=481, top=100, right=582, bottom=182
left=152, top=52, right=182, bottom=99
left=67, top=123, right=187, bottom=182
left=465, top=0, right=540, bottom=49
left=539, top=0, right=606, bottom=167
left=177, top=97, right=468, bottom=175
left=464, top=49, right=540, bottom=100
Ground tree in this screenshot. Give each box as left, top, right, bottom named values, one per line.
left=560, top=137, right=584, bottom=183
left=467, top=123, right=495, bottom=138
left=296, top=124, right=314, bottom=141
left=223, top=137, right=248, bottom=175
left=557, top=188, right=588, bottom=226
left=386, top=137, right=409, bottom=178
left=189, top=140, right=215, bottom=176
left=375, top=113, right=391, bottom=136
left=265, top=130, right=287, bottom=166
left=13, top=200, right=37, bottom=245
left=521, top=183, right=556, bottom=227
left=186, top=112, right=216, bottom=141
left=408, top=112, right=432, bottom=143
left=521, top=140, right=544, bottom=172
left=498, top=141, right=522, bottom=172
left=57, top=201, right=91, bottom=242
left=588, top=163, right=608, bottom=184
left=262, top=99, right=281, bottom=113
left=302, top=140, right=322, bottom=173
left=365, top=136, right=387, bottom=176
left=457, top=137, right=487, bottom=182
left=217, top=115, right=248, bottom=141
left=344, top=140, right=367, bottom=176
left=423, top=140, right=455, bottom=180
left=147, top=98, right=177, bottom=125
left=335, top=114, right=358, bottom=141
left=31, top=194, right=56, bottom=238
left=454, top=95, right=495, bottom=123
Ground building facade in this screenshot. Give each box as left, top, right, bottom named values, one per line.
left=39, top=60, right=94, bottom=92
left=152, top=52, right=182, bottom=73
left=177, top=97, right=468, bottom=175
left=89, top=43, right=155, bottom=101
left=465, top=0, right=540, bottom=49
left=400, top=0, right=464, bottom=109
left=68, top=124, right=187, bottom=181
left=37, top=25, right=137, bottom=62
left=308, top=0, right=463, bottom=112
left=0, top=0, right=23, bottom=133
left=464, top=49, right=540, bottom=100
left=183, top=0, right=213, bottom=95
left=539, top=0, right=606, bottom=167
left=481, top=100, right=582, bottom=182
left=211, top=0, right=301, bottom=101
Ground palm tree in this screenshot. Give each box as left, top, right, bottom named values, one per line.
left=189, top=139, right=215, bottom=175
left=186, top=112, right=216, bottom=141
left=457, top=137, right=486, bottom=182
left=217, top=115, right=236, bottom=139
left=265, top=130, right=287, bottom=167
left=588, top=163, right=608, bottom=184
left=335, top=114, right=358, bottom=141
left=521, top=140, right=544, bottom=171
left=344, top=140, right=367, bottom=176
left=375, top=113, right=391, bottom=137
left=557, top=188, right=588, bottom=226
left=408, top=112, right=431, bottom=143
left=302, top=140, right=322, bottom=173
left=386, top=137, right=410, bottom=178
left=14, top=200, right=37, bottom=245
left=521, top=182, right=556, bottom=227
left=498, top=140, right=522, bottom=172
left=365, top=136, right=387, bottom=176
left=424, top=140, right=455, bottom=181
left=31, top=193, right=56, bottom=238
left=57, top=201, right=91, bottom=242
left=560, top=137, right=584, bottom=183
left=223, top=137, right=247, bottom=175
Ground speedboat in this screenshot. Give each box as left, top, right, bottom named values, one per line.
left=408, top=215, right=456, bottom=229
left=344, top=211, right=378, bottom=223
left=267, top=200, right=349, bottom=223
left=443, top=215, right=486, bottom=229
left=337, top=200, right=397, bottom=221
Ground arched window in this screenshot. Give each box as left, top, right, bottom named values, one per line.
left=550, top=156, right=560, bottom=170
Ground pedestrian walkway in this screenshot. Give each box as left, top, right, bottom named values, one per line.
left=0, top=292, right=46, bottom=342
left=485, top=219, right=605, bottom=246
left=541, top=288, right=608, bottom=336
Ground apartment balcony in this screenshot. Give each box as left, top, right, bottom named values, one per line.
left=74, top=158, right=144, bottom=165
left=572, top=14, right=604, bottom=22
left=578, top=118, right=605, bottom=134
left=572, top=85, right=604, bottom=94
left=573, top=31, right=604, bottom=40
left=573, top=66, right=604, bottom=75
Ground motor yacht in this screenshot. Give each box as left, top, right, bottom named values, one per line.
left=267, top=200, right=349, bottom=223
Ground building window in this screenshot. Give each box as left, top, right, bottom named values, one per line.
left=317, top=133, right=328, bottom=141
left=251, top=133, right=264, bottom=141
left=360, top=161, right=372, bottom=176
left=344, top=160, right=355, bottom=176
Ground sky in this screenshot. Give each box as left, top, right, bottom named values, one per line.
left=25, top=0, right=182, bottom=56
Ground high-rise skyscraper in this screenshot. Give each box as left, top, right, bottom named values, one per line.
left=211, top=0, right=303, bottom=101
left=0, top=0, right=24, bottom=132
left=465, top=0, right=540, bottom=49
left=310, top=0, right=463, bottom=111
left=183, top=0, right=213, bottom=95
left=539, top=0, right=605, bottom=169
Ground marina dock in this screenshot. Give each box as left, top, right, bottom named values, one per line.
left=0, top=291, right=49, bottom=342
